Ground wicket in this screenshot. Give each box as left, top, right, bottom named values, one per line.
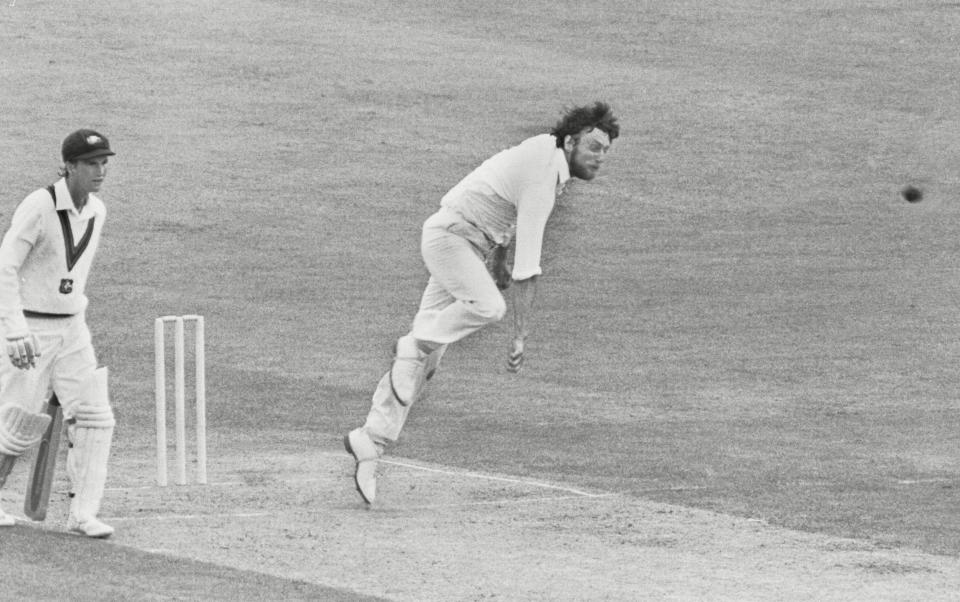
left=154, top=315, right=207, bottom=486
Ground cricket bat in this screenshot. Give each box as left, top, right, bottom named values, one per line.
left=0, top=455, right=15, bottom=489
left=23, top=395, right=64, bottom=521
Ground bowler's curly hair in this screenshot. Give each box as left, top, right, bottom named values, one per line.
left=551, top=102, right=620, bottom=148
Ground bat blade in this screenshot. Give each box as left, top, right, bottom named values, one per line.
left=0, top=454, right=15, bottom=489
left=24, top=395, right=64, bottom=521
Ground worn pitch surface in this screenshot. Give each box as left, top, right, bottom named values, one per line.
left=2, top=0, right=960, bottom=599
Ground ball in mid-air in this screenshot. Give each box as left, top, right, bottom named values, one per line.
left=901, top=185, right=923, bottom=203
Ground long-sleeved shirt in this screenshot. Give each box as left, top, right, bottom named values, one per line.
left=440, top=134, right=569, bottom=280
left=0, top=178, right=105, bottom=336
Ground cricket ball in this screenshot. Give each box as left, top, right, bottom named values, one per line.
left=901, top=185, right=923, bottom=203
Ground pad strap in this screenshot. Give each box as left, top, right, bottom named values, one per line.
left=72, top=406, right=115, bottom=429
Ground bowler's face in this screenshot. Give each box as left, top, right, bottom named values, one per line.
left=567, top=128, right=611, bottom=181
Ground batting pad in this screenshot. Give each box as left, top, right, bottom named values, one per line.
left=67, top=424, right=113, bottom=522
left=72, top=367, right=114, bottom=428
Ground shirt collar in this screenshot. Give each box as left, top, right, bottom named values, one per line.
left=54, top=178, right=104, bottom=219
left=555, top=146, right=570, bottom=185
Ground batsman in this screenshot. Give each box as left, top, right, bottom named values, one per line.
left=0, top=130, right=117, bottom=538
left=345, top=103, right=619, bottom=504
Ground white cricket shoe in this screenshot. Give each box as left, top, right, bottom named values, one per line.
left=390, top=335, right=427, bottom=406
left=67, top=516, right=114, bottom=539
left=0, top=499, right=15, bottom=527
left=344, top=428, right=379, bottom=505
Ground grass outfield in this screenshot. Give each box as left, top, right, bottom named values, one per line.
left=1, top=0, right=959, bottom=597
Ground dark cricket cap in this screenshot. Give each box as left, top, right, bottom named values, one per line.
left=61, top=129, right=115, bottom=162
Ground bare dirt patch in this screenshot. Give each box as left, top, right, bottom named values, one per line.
left=7, top=442, right=959, bottom=601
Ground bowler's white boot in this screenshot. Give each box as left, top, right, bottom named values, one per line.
left=344, top=428, right=380, bottom=505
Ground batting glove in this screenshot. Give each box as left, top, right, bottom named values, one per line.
left=6, top=333, right=41, bottom=370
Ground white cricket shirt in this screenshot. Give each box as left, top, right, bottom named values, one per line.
left=440, top=134, right=570, bottom=280
left=0, top=178, right=105, bottom=335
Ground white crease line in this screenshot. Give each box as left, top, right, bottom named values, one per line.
left=107, top=477, right=331, bottom=492
left=896, top=478, right=955, bottom=484
left=9, top=515, right=58, bottom=527
left=392, top=492, right=619, bottom=511
left=106, top=481, right=246, bottom=492
left=636, top=486, right=706, bottom=492
left=103, top=512, right=270, bottom=522
left=106, top=460, right=610, bottom=498
left=107, top=475, right=699, bottom=498
left=381, top=459, right=607, bottom=497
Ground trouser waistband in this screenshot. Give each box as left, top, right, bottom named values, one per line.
left=24, top=310, right=76, bottom=319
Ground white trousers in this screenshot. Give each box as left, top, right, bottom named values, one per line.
left=411, top=208, right=506, bottom=345
left=363, top=209, right=507, bottom=445
left=0, top=314, right=98, bottom=419
left=0, top=314, right=112, bottom=521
